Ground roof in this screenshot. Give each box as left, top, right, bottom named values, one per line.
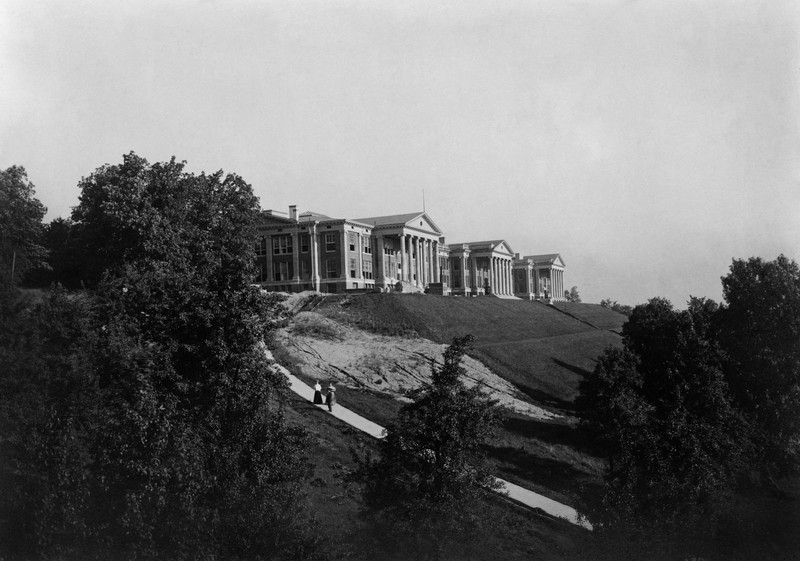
left=298, top=211, right=331, bottom=221
left=449, top=240, right=515, bottom=255
left=524, top=253, right=565, bottom=266
left=354, top=212, right=424, bottom=226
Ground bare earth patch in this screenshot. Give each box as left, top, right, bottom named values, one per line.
left=275, top=310, right=558, bottom=420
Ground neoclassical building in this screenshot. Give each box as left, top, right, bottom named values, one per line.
left=255, top=205, right=565, bottom=301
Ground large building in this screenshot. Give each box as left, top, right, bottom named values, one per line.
left=255, top=205, right=565, bottom=301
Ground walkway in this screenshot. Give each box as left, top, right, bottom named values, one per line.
left=276, top=363, right=592, bottom=530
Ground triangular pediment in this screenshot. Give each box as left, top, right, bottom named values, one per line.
left=406, top=212, right=442, bottom=235
left=355, top=211, right=443, bottom=235
left=493, top=240, right=514, bottom=256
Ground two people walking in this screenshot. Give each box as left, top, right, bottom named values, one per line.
left=313, top=380, right=336, bottom=412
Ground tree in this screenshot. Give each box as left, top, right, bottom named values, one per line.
left=353, top=335, right=502, bottom=556
left=600, top=298, right=633, bottom=316
left=717, top=255, right=800, bottom=479
left=0, top=166, right=48, bottom=287
left=1, top=154, right=319, bottom=560
left=565, top=285, right=582, bottom=302
left=579, top=298, right=747, bottom=531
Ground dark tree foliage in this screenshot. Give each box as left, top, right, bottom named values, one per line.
left=718, top=255, right=800, bottom=479
left=579, top=297, right=747, bottom=531
left=0, top=165, right=48, bottom=287
left=352, top=335, right=502, bottom=557
left=26, top=218, right=87, bottom=289
left=1, top=154, right=320, bottom=560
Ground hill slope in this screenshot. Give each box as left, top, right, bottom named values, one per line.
left=310, top=294, right=625, bottom=409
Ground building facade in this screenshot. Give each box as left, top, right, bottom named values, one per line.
left=255, top=205, right=566, bottom=301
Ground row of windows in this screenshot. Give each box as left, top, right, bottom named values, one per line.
left=259, top=234, right=390, bottom=256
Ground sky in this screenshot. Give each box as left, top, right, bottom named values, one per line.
left=2, top=0, right=799, bottom=306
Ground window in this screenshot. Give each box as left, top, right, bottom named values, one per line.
left=301, top=260, right=309, bottom=279
left=363, top=237, right=372, bottom=254
left=325, top=233, right=336, bottom=252
left=256, top=236, right=268, bottom=256
left=349, top=233, right=356, bottom=252
left=350, top=258, right=356, bottom=279
left=257, top=261, right=268, bottom=283
left=363, top=260, right=373, bottom=279
left=326, top=261, right=337, bottom=279
left=383, top=238, right=394, bottom=256
left=273, top=261, right=293, bottom=281
left=272, top=235, right=292, bottom=255
left=301, top=235, right=309, bottom=253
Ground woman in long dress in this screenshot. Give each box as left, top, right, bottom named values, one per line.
left=326, top=385, right=336, bottom=412
left=313, top=381, right=323, bottom=404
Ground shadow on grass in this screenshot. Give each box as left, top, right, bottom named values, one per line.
left=488, top=445, right=593, bottom=496
left=501, top=415, right=593, bottom=453
left=552, top=358, right=592, bottom=378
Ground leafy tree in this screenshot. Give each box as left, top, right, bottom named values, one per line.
left=565, top=285, right=581, bottom=302
left=26, top=218, right=86, bottom=289
left=0, top=165, right=48, bottom=287
left=717, top=255, right=800, bottom=479
left=1, top=154, right=320, bottom=560
left=579, top=298, right=747, bottom=531
left=353, top=335, right=502, bottom=556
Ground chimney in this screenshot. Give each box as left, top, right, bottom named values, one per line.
left=289, top=205, right=297, bottom=221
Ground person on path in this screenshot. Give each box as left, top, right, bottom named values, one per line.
left=326, top=384, right=336, bottom=412
left=313, top=381, right=323, bottom=405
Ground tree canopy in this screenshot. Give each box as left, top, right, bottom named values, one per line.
left=1, top=154, right=318, bottom=560
left=0, top=165, right=48, bottom=287
left=353, top=335, right=502, bottom=556
left=717, top=255, right=800, bottom=479
left=579, top=297, right=748, bottom=530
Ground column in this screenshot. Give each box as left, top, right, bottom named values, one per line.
left=415, top=237, right=422, bottom=286
left=340, top=231, right=348, bottom=284
left=471, top=255, right=478, bottom=293
left=433, top=241, right=440, bottom=282
left=425, top=240, right=432, bottom=285
left=265, top=234, right=273, bottom=282
left=376, top=236, right=385, bottom=287
left=492, top=257, right=497, bottom=293
left=399, top=234, right=407, bottom=282
left=461, top=254, right=468, bottom=291
left=291, top=232, right=300, bottom=282
left=310, top=225, right=320, bottom=291
left=356, top=232, right=363, bottom=284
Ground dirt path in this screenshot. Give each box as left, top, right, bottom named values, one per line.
left=271, top=357, right=592, bottom=530
left=274, top=311, right=558, bottom=420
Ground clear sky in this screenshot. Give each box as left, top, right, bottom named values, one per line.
left=2, top=0, right=798, bottom=306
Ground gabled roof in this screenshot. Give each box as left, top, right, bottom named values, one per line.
left=354, top=211, right=443, bottom=234
left=525, top=253, right=565, bottom=267
left=298, top=211, right=331, bottom=222
left=450, top=239, right=515, bottom=256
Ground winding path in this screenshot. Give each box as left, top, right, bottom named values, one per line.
left=279, top=363, right=593, bottom=530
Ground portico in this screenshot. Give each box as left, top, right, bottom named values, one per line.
left=254, top=205, right=566, bottom=300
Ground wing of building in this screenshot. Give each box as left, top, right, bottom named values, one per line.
left=254, top=205, right=566, bottom=301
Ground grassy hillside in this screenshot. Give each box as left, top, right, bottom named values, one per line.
left=312, top=294, right=625, bottom=408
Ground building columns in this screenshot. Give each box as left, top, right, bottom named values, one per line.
left=376, top=236, right=385, bottom=286
left=291, top=232, right=300, bottom=282
left=399, top=234, right=407, bottom=282
left=356, top=232, right=363, bottom=283
left=433, top=241, right=440, bottom=283
left=310, top=225, right=320, bottom=291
